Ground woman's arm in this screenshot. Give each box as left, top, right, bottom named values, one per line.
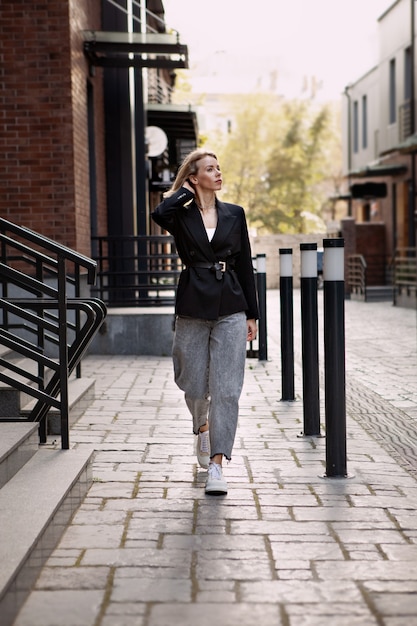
left=151, top=186, right=195, bottom=233
left=235, top=208, right=259, bottom=321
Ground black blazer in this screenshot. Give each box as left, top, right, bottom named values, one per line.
left=152, top=187, right=259, bottom=321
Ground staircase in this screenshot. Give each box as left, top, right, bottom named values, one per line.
left=0, top=217, right=106, bottom=447
left=0, top=345, right=96, bottom=433
left=0, top=423, right=93, bottom=626
left=350, top=285, right=394, bottom=303
left=348, top=254, right=394, bottom=303
left=0, top=219, right=106, bottom=625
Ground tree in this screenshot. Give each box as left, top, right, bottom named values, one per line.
left=210, top=94, right=341, bottom=234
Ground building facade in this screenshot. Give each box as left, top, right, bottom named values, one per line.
left=342, top=0, right=416, bottom=301
left=0, top=0, right=197, bottom=300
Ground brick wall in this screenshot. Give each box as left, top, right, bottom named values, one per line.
left=0, top=0, right=106, bottom=258
left=250, top=232, right=328, bottom=289
left=69, top=0, right=107, bottom=253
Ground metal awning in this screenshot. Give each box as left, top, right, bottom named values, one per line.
left=147, top=104, right=198, bottom=141
left=83, top=31, right=188, bottom=69
left=349, top=163, right=408, bottom=178
left=328, top=193, right=351, bottom=201
left=389, top=132, right=417, bottom=154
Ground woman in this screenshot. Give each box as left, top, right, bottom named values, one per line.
left=152, top=149, right=258, bottom=495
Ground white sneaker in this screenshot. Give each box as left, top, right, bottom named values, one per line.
left=196, top=429, right=210, bottom=469
left=205, top=462, right=228, bottom=495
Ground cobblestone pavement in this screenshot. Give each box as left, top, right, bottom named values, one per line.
left=13, top=291, right=417, bottom=626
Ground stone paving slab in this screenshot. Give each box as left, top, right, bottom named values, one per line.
left=12, top=292, right=417, bottom=626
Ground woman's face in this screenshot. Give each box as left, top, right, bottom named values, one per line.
left=192, top=155, right=222, bottom=192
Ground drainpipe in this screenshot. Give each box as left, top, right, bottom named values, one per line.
left=411, top=0, right=417, bottom=250
left=344, top=85, right=352, bottom=217
left=410, top=0, right=415, bottom=135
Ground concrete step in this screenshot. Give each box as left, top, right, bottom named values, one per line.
left=350, top=286, right=394, bottom=303
left=0, top=357, right=58, bottom=417
left=0, top=423, right=39, bottom=489
left=365, top=286, right=394, bottom=302
left=89, top=306, right=175, bottom=356
left=0, top=368, right=95, bottom=438
left=0, top=446, right=94, bottom=626
left=21, top=376, right=96, bottom=435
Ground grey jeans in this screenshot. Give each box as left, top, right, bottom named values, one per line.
left=172, top=312, right=247, bottom=461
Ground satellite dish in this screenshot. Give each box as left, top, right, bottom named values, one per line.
left=146, top=126, right=168, bottom=157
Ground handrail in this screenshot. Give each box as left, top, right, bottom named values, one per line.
left=393, top=247, right=416, bottom=303
left=347, top=254, right=367, bottom=296
left=0, top=220, right=106, bottom=449
left=0, top=218, right=97, bottom=284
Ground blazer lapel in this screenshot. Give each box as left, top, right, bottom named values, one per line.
left=182, top=201, right=217, bottom=261
left=211, top=201, right=237, bottom=249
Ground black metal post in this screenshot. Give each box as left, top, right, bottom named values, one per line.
left=323, top=238, right=347, bottom=477
left=279, top=248, right=295, bottom=401
left=256, top=253, right=268, bottom=361
left=300, top=243, right=321, bottom=436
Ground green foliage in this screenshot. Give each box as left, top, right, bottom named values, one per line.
left=208, top=94, right=341, bottom=234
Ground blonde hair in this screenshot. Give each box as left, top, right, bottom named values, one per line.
left=163, top=148, right=218, bottom=198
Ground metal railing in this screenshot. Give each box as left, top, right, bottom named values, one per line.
left=91, top=234, right=182, bottom=306
left=399, top=100, right=412, bottom=142
left=393, top=247, right=416, bottom=301
left=103, top=0, right=172, bottom=35
left=347, top=254, right=367, bottom=296
left=348, top=250, right=416, bottom=305
left=0, top=218, right=106, bottom=449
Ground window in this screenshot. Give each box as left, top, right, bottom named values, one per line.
left=362, top=95, right=367, bottom=149
left=405, top=47, right=412, bottom=100
left=389, top=58, right=396, bottom=124
left=353, top=100, right=359, bottom=153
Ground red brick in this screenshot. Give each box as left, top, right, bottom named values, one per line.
left=0, top=0, right=107, bottom=255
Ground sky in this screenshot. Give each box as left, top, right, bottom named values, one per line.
left=162, top=0, right=394, bottom=100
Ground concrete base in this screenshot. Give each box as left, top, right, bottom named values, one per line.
left=88, top=307, right=175, bottom=356
left=0, top=446, right=93, bottom=626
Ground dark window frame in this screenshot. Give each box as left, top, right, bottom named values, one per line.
left=389, top=58, right=396, bottom=124
left=353, top=100, right=359, bottom=153
left=362, top=94, right=368, bottom=149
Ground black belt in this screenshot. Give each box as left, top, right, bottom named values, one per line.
left=187, top=260, right=234, bottom=280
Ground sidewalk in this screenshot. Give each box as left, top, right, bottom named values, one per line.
left=12, top=291, right=417, bottom=626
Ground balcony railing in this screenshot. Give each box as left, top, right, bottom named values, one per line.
left=399, top=100, right=412, bottom=142
left=91, top=234, right=182, bottom=306
left=393, top=247, right=416, bottom=301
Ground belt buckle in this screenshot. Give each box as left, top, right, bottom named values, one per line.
left=218, top=261, right=226, bottom=272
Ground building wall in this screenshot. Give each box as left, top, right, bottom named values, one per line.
left=341, top=0, right=415, bottom=264
left=349, top=152, right=410, bottom=254
left=341, top=217, right=387, bottom=287
left=377, top=0, right=412, bottom=153
left=69, top=0, right=107, bottom=252
left=0, top=0, right=106, bottom=258
left=345, top=68, right=379, bottom=174
left=250, top=233, right=327, bottom=289
left=343, top=0, right=416, bottom=175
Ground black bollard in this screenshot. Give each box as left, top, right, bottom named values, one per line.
left=299, top=243, right=321, bottom=437
left=256, top=253, right=268, bottom=361
left=323, top=238, right=347, bottom=477
left=279, top=248, right=295, bottom=401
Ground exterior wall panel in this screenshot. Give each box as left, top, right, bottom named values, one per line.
left=0, top=0, right=107, bottom=258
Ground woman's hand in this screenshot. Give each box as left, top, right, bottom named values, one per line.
left=247, top=319, right=257, bottom=342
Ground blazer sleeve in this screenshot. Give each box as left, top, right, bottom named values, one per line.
left=151, top=187, right=195, bottom=235
left=235, top=208, right=259, bottom=320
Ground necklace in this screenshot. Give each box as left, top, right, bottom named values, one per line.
left=197, top=203, right=215, bottom=211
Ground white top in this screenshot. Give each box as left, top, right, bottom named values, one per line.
left=206, top=227, right=216, bottom=242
